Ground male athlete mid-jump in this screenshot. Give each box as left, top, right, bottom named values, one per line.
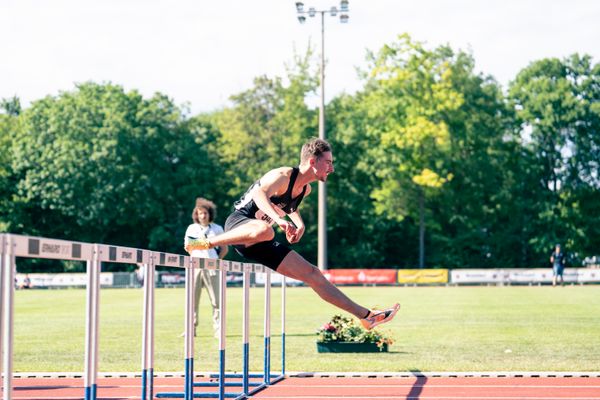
left=189, top=137, right=399, bottom=330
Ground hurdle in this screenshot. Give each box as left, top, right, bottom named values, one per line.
left=206, top=264, right=286, bottom=385
left=144, top=249, right=192, bottom=400
left=156, top=258, right=287, bottom=400
left=0, top=233, right=98, bottom=400
left=197, top=262, right=286, bottom=394
left=94, top=244, right=154, bottom=400
left=141, top=250, right=156, bottom=400
left=0, top=233, right=286, bottom=400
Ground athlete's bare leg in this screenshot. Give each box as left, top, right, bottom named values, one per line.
left=208, top=220, right=275, bottom=248
left=276, top=251, right=369, bottom=319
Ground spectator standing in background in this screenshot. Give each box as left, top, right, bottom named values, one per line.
left=550, top=244, right=566, bottom=287
left=184, top=198, right=228, bottom=337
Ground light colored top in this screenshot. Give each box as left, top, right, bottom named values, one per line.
left=184, top=223, right=224, bottom=259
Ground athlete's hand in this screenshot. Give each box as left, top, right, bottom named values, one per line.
left=287, top=224, right=304, bottom=244
left=278, top=219, right=298, bottom=242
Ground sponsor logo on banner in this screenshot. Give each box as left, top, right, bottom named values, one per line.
left=451, top=269, right=507, bottom=283
left=451, top=268, right=600, bottom=284
left=507, top=268, right=553, bottom=283
left=323, top=269, right=397, bottom=285
left=397, top=269, right=448, bottom=284
left=577, top=268, right=600, bottom=282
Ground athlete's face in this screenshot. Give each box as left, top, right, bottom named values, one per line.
left=196, top=208, right=210, bottom=226
left=312, top=151, right=335, bottom=182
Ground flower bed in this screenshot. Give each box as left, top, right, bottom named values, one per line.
left=315, top=314, right=394, bottom=353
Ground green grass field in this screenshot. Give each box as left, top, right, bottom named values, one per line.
left=14, top=285, right=600, bottom=373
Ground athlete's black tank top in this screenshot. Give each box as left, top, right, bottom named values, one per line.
left=234, top=167, right=307, bottom=225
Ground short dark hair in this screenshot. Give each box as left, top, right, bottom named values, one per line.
left=192, top=197, right=216, bottom=223
left=301, top=138, right=332, bottom=163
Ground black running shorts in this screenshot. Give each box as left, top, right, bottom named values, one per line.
left=224, top=211, right=292, bottom=271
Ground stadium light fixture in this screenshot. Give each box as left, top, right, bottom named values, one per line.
left=294, top=1, right=350, bottom=271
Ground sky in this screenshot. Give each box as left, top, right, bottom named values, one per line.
left=1, top=0, right=599, bottom=115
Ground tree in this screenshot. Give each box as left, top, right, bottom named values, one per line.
left=10, top=82, right=225, bottom=260
left=359, top=35, right=462, bottom=268
left=0, top=98, right=21, bottom=232
left=509, top=54, right=600, bottom=262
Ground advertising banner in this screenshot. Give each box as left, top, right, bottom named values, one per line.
left=451, top=268, right=600, bottom=284
left=15, top=273, right=114, bottom=287
left=254, top=273, right=302, bottom=286
left=577, top=268, right=600, bottom=283
left=450, top=269, right=507, bottom=284
left=397, top=269, right=448, bottom=284
left=323, top=269, right=397, bottom=285
left=506, top=268, right=553, bottom=283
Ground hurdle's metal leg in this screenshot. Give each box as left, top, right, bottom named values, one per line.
left=263, top=269, right=271, bottom=385
left=141, top=261, right=152, bottom=400
left=281, top=275, right=286, bottom=376
left=218, top=261, right=228, bottom=400
left=184, top=257, right=195, bottom=400
left=149, top=259, right=156, bottom=400
left=84, top=251, right=95, bottom=400
left=242, top=266, right=250, bottom=395
left=92, top=248, right=102, bottom=400
left=2, top=235, right=15, bottom=400
left=0, top=234, right=5, bottom=396
left=92, top=246, right=101, bottom=400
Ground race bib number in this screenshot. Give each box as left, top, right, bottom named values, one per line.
left=255, top=210, right=275, bottom=226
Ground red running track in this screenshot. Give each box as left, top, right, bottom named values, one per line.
left=8, top=376, right=600, bottom=399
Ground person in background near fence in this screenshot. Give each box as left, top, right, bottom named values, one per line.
left=19, top=274, right=33, bottom=289
left=189, top=138, right=400, bottom=331
left=550, top=244, right=566, bottom=287
left=184, top=198, right=229, bottom=337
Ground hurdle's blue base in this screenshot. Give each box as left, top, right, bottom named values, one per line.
left=245, top=375, right=284, bottom=397
left=209, top=373, right=279, bottom=379
left=157, top=377, right=285, bottom=399
left=142, top=368, right=148, bottom=400
left=85, top=386, right=91, bottom=400
left=186, top=357, right=194, bottom=399
left=156, top=392, right=239, bottom=398
left=193, top=382, right=261, bottom=387
left=149, top=368, right=154, bottom=400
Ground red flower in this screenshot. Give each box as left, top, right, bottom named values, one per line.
left=322, top=323, right=337, bottom=332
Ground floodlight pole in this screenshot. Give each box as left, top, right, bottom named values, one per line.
left=296, top=1, right=349, bottom=271
left=317, top=10, right=327, bottom=272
